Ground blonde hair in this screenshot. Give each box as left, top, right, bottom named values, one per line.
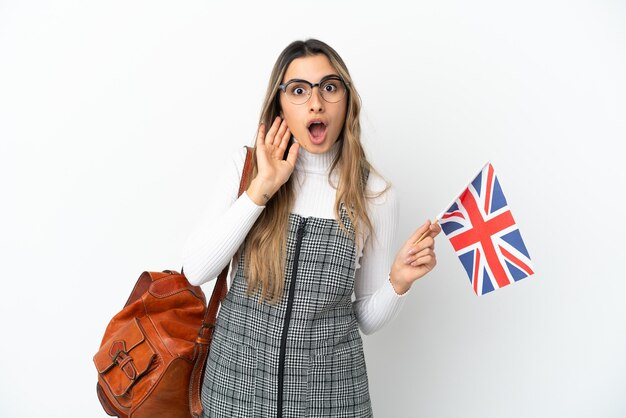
left=244, top=39, right=377, bottom=303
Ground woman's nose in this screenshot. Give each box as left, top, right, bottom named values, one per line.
left=309, top=87, right=324, bottom=112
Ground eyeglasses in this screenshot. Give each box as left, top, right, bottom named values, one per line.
left=278, top=75, right=348, bottom=105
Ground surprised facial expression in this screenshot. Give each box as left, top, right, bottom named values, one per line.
left=279, top=54, right=348, bottom=155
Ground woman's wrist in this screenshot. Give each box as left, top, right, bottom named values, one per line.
left=246, top=177, right=276, bottom=206
left=389, top=273, right=411, bottom=296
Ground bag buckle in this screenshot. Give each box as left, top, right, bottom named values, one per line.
left=196, top=323, right=215, bottom=345
left=109, top=341, right=137, bottom=380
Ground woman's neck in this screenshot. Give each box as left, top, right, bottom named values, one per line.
left=295, top=140, right=340, bottom=174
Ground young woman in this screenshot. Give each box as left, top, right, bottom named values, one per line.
left=182, top=39, right=441, bottom=418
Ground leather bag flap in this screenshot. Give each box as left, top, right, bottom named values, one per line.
left=149, top=274, right=204, bottom=300
left=93, top=318, right=156, bottom=397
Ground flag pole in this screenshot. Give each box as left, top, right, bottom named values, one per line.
left=413, top=219, right=440, bottom=245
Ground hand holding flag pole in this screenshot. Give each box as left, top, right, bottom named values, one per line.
left=389, top=220, right=441, bottom=295
left=413, top=220, right=440, bottom=245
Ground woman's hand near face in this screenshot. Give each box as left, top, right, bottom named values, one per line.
left=247, top=116, right=300, bottom=206
left=389, top=220, right=442, bottom=295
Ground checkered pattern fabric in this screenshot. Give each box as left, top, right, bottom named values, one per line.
left=201, top=208, right=373, bottom=418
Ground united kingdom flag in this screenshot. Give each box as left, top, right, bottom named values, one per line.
left=439, top=163, right=534, bottom=295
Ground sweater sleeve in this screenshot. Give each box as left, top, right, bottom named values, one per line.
left=181, top=147, right=265, bottom=286
left=353, top=179, right=409, bottom=335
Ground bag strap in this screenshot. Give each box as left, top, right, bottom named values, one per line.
left=189, top=145, right=254, bottom=418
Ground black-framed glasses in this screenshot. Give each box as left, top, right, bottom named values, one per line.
left=278, top=75, right=348, bottom=105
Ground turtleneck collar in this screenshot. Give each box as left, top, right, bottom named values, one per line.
left=294, top=140, right=341, bottom=174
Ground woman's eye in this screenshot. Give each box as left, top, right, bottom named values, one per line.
left=290, top=85, right=307, bottom=95
left=323, top=83, right=338, bottom=92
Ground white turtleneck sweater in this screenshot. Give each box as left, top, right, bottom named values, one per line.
left=181, top=142, right=408, bottom=335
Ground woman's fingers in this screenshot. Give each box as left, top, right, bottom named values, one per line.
left=405, top=225, right=437, bottom=267
left=429, top=222, right=442, bottom=238
left=274, top=124, right=291, bottom=159
left=390, top=220, right=440, bottom=287
left=405, top=247, right=435, bottom=264
left=411, top=254, right=437, bottom=269
left=271, top=120, right=286, bottom=148
left=276, top=124, right=291, bottom=154
left=253, top=116, right=299, bottom=187
left=257, top=117, right=282, bottom=159
left=407, top=236, right=434, bottom=255
left=285, top=141, right=299, bottom=168
left=258, top=117, right=297, bottom=166
left=265, top=116, right=283, bottom=147
left=261, top=117, right=277, bottom=148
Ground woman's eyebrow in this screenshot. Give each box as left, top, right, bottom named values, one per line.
left=283, top=74, right=340, bottom=84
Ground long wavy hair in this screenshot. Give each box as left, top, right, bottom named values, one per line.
left=244, top=39, right=376, bottom=303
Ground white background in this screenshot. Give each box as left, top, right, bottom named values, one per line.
left=1, top=1, right=625, bottom=417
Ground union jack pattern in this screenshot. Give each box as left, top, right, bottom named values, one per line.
left=439, top=163, right=534, bottom=295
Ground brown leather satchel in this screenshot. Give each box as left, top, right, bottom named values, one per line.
left=94, top=147, right=253, bottom=418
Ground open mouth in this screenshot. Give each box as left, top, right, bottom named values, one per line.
left=307, top=121, right=327, bottom=144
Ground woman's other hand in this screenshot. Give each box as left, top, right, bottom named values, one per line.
left=247, top=116, right=300, bottom=205
left=389, top=220, right=442, bottom=295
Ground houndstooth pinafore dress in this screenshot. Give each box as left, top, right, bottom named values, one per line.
left=200, top=207, right=373, bottom=418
